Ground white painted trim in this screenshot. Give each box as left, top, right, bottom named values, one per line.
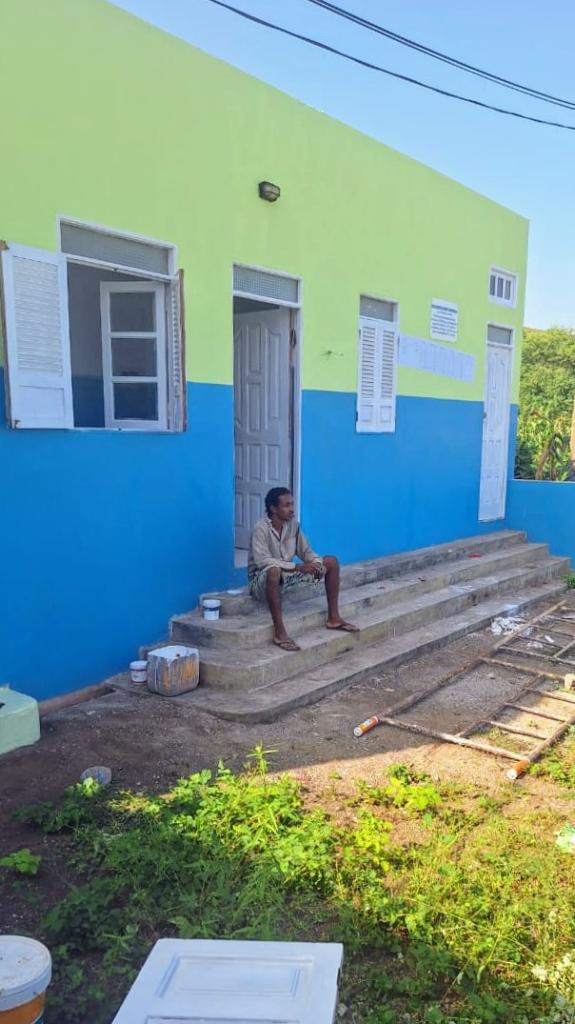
left=231, top=266, right=303, bottom=559
left=488, top=265, right=518, bottom=309
left=232, top=289, right=300, bottom=309
left=232, top=261, right=302, bottom=308
left=64, top=253, right=173, bottom=282
left=100, top=280, right=168, bottom=431
left=57, top=215, right=177, bottom=273
left=290, top=303, right=303, bottom=523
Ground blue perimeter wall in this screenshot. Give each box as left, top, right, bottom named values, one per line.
left=506, top=479, right=575, bottom=569
left=1, top=378, right=518, bottom=699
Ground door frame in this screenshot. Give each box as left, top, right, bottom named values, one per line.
left=232, top=263, right=302, bottom=555
left=478, top=322, right=515, bottom=522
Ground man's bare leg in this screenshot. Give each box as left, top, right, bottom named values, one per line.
left=265, top=566, right=301, bottom=650
left=323, top=555, right=359, bottom=632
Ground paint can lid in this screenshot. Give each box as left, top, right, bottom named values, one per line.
left=0, top=935, right=52, bottom=1010
left=130, top=661, right=148, bottom=671
left=80, top=766, right=112, bottom=785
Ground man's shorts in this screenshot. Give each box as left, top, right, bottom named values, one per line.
left=248, top=566, right=317, bottom=602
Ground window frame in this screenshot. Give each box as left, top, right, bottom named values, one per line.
left=488, top=266, right=517, bottom=309
left=100, top=280, right=168, bottom=431
left=56, top=216, right=182, bottom=433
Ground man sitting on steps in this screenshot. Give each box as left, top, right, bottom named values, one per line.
left=248, top=486, right=359, bottom=652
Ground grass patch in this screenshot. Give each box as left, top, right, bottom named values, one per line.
left=7, top=746, right=575, bottom=1023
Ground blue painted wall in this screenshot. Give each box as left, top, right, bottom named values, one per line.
left=507, top=479, right=575, bottom=569
left=301, top=392, right=495, bottom=562
left=1, top=381, right=515, bottom=700
left=0, top=374, right=237, bottom=699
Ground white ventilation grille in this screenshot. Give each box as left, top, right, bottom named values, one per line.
left=233, top=265, right=298, bottom=303
left=13, top=255, right=64, bottom=373
left=360, top=296, right=396, bottom=322
left=487, top=324, right=513, bottom=346
left=61, top=223, right=171, bottom=275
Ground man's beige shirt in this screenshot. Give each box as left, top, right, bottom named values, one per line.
left=248, top=517, right=321, bottom=578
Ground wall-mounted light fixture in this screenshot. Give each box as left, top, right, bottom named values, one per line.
left=258, top=181, right=281, bottom=202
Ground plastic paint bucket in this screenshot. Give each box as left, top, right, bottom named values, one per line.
left=130, top=660, right=148, bottom=684
left=0, top=935, right=52, bottom=1024
left=202, top=599, right=221, bottom=621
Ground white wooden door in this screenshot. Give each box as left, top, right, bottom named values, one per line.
left=479, top=341, right=512, bottom=521
left=234, top=307, right=291, bottom=549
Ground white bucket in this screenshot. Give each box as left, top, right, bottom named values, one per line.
left=130, top=660, right=148, bottom=684
left=202, top=599, right=221, bottom=621
left=0, top=935, right=52, bottom=1023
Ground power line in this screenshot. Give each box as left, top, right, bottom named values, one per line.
left=206, top=0, right=575, bottom=131
left=306, top=0, right=575, bottom=112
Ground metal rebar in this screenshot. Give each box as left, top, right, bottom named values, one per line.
left=484, top=657, right=566, bottom=681
left=554, top=638, right=575, bottom=660
left=505, top=703, right=566, bottom=722
left=376, top=715, right=523, bottom=760
left=486, top=720, right=548, bottom=740
left=520, top=705, right=575, bottom=764
left=526, top=687, right=575, bottom=705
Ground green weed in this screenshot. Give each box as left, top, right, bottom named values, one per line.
left=0, top=848, right=42, bottom=875
left=356, top=764, right=442, bottom=815
left=7, top=750, right=575, bottom=1024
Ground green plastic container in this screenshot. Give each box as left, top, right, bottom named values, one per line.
left=0, top=686, right=40, bottom=756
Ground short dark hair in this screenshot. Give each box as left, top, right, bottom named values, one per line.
left=265, top=487, right=291, bottom=515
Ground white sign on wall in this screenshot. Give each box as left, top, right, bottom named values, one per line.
left=430, top=299, right=458, bottom=342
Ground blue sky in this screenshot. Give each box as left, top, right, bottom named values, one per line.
left=113, top=0, right=575, bottom=329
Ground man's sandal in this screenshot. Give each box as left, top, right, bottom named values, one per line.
left=273, top=637, right=301, bottom=651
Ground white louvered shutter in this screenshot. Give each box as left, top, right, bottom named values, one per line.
left=379, top=320, right=397, bottom=432
left=167, top=269, right=186, bottom=431
left=1, top=243, right=73, bottom=428
left=356, top=315, right=397, bottom=433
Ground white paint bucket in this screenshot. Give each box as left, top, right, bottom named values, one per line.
left=202, top=599, right=221, bottom=621
left=0, top=935, right=52, bottom=1024
left=130, top=660, right=148, bottom=684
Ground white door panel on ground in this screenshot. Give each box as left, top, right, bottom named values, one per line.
left=112, top=939, right=343, bottom=1024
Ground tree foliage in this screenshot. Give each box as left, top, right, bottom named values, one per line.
left=515, top=327, right=575, bottom=480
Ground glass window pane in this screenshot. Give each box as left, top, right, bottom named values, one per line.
left=504, top=279, right=512, bottom=300
left=112, top=337, right=157, bottom=377
left=489, top=274, right=496, bottom=295
left=496, top=277, right=504, bottom=298
left=110, top=291, right=155, bottom=332
left=114, top=382, right=158, bottom=420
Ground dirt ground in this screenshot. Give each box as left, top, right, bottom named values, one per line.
left=4, top=593, right=574, bottom=850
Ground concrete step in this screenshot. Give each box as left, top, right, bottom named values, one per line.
left=197, top=530, right=526, bottom=617
left=172, top=542, right=551, bottom=649
left=192, top=557, right=569, bottom=690
left=179, top=579, right=568, bottom=722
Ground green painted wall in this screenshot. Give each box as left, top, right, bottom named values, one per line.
left=0, top=0, right=527, bottom=401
